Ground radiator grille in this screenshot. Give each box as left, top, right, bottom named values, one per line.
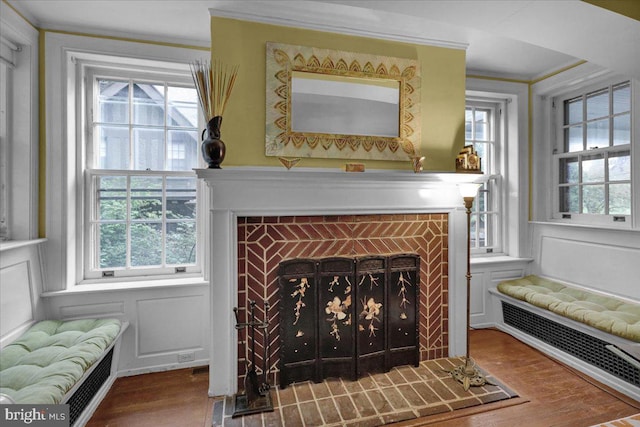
left=502, top=301, right=640, bottom=387
left=67, top=347, right=114, bottom=426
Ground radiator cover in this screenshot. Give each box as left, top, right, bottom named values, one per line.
left=501, top=301, right=640, bottom=387
left=66, top=347, right=114, bottom=426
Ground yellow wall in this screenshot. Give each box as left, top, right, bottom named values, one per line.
left=583, top=0, right=640, bottom=21
left=210, top=17, right=466, bottom=171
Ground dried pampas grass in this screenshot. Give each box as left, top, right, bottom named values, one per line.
left=190, top=60, right=239, bottom=120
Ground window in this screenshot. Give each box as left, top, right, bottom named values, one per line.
left=0, top=58, right=9, bottom=240
left=465, top=101, right=502, bottom=254
left=554, top=81, right=632, bottom=224
left=83, top=64, right=201, bottom=280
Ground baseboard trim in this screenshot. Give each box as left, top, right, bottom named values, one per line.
left=117, top=358, right=210, bottom=378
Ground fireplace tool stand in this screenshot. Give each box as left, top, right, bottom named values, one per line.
left=232, top=300, right=273, bottom=418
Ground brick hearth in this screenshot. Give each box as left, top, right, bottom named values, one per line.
left=236, top=213, right=449, bottom=387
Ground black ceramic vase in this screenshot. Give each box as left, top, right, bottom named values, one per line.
left=201, top=116, right=225, bottom=169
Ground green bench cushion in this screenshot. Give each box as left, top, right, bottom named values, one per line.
left=0, top=318, right=121, bottom=404
left=497, top=275, right=640, bottom=343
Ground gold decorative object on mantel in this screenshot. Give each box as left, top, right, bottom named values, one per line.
left=411, top=156, right=425, bottom=173
left=265, top=42, right=421, bottom=162
left=455, top=145, right=481, bottom=173
left=345, top=163, right=365, bottom=172
left=278, top=157, right=301, bottom=170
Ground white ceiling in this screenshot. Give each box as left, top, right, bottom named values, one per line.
left=7, top=0, right=640, bottom=81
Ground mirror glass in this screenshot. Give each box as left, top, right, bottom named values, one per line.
left=290, top=71, right=400, bottom=137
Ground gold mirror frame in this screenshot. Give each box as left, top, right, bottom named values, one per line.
left=265, top=42, right=421, bottom=161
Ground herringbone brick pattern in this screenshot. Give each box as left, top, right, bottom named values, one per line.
left=236, top=214, right=448, bottom=387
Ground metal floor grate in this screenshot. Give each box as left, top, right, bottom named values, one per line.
left=66, top=347, right=114, bottom=426
left=502, top=301, right=640, bottom=387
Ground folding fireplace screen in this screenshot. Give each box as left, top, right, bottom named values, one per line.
left=278, top=254, right=420, bottom=387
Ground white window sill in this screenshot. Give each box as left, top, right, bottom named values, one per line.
left=471, top=255, right=533, bottom=267
left=41, top=276, right=209, bottom=296
left=530, top=220, right=638, bottom=233
left=0, top=238, right=47, bottom=252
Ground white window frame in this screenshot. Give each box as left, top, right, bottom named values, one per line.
left=81, top=64, right=201, bottom=280
left=551, top=78, right=634, bottom=228
left=465, top=100, right=503, bottom=255
left=0, top=4, right=39, bottom=243
left=466, top=78, right=529, bottom=259
left=44, top=33, right=209, bottom=291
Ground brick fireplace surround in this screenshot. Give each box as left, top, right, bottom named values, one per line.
left=237, top=213, right=449, bottom=388
left=196, top=168, right=479, bottom=397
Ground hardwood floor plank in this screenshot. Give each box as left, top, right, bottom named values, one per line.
left=87, top=329, right=639, bottom=426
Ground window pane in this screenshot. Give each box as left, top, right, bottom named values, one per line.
left=476, top=188, right=487, bottom=212
left=131, top=223, right=162, bottom=266
left=477, top=214, right=487, bottom=247
left=586, top=89, right=608, bottom=120
left=582, top=154, right=605, bottom=183
left=559, top=186, right=579, bottom=213
left=608, top=151, right=630, bottom=181
left=609, top=183, right=631, bottom=215
left=167, top=130, right=198, bottom=171
left=613, top=83, right=630, bottom=114
left=565, top=125, right=583, bottom=152
left=98, top=125, right=129, bottom=169
left=475, top=122, right=488, bottom=141
left=470, top=214, right=477, bottom=247
left=613, top=113, right=630, bottom=146
left=131, top=176, right=162, bottom=220
left=99, top=223, right=126, bottom=268
left=583, top=184, right=605, bottom=214
left=167, top=86, right=198, bottom=128
left=166, top=222, right=196, bottom=265
left=474, top=110, right=488, bottom=123
left=465, top=109, right=473, bottom=122
left=133, top=83, right=165, bottom=126
left=166, top=177, right=196, bottom=219
left=565, top=98, right=582, bottom=125
left=133, top=128, right=164, bottom=170
left=98, top=80, right=129, bottom=124
left=98, top=176, right=126, bottom=220
left=465, top=121, right=471, bottom=139
left=586, top=119, right=608, bottom=150
left=559, top=157, right=579, bottom=184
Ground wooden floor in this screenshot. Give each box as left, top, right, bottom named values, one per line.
left=87, top=329, right=640, bottom=427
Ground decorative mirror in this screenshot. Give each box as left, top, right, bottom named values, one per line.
left=265, top=42, right=421, bottom=161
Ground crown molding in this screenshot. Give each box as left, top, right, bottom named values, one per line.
left=208, top=0, right=468, bottom=51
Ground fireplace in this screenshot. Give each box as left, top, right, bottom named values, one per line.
left=197, top=168, right=475, bottom=397
left=237, top=215, right=445, bottom=389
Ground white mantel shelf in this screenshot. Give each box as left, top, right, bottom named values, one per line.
left=197, top=166, right=475, bottom=397
left=195, top=166, right=486, bottom=185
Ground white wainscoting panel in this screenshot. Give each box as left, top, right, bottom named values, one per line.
left=0, top=241, right=46, bottom=348
left=60, top=301, right=125, bottom=319
left=470, top=257, right=532, bottom=328
left=136, top=295, right=205, bottom=357
left=539, top=236, right=640, bottom=299
left=43, top=283, right=210, bottom=376
left=531, top=223, right=640, bottom=300
left=0, top=262, right=33, bottom=337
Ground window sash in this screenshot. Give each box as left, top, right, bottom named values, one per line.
left=82, top=62, right=202, bottom=281
left=553, top=80, right=632, bottom=224
left=465, top=102, right=502, bottom=254
left=84, top=169, right=199, bottom=280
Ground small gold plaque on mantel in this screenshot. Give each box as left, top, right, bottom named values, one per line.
left=345, top=163, right=365, bottom=173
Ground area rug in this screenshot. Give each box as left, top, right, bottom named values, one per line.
left=212, top=357, right=525, bottom=427
left=590, top=414, right=640, bottom=427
